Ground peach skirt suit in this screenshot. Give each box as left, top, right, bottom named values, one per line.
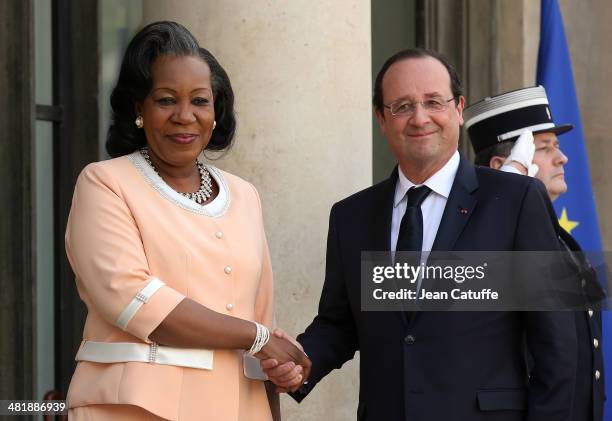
left=65, top=152, right=273, bottom=420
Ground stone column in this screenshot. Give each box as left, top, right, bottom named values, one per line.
left=144, top=2, right=371, bottom=419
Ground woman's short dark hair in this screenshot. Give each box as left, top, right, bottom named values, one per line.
left=373, top=48, right=463, bottom=115
left=106, top=21, right=236, bottom=157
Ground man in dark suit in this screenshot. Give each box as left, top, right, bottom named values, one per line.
left=262, top=49, right=577, bottom=420
left=464, top=86, right=605, bottom=421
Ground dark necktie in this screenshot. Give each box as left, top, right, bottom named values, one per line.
left=396, top=185, right=432, bottom=252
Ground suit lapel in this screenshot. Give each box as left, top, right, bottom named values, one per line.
left=431, top=156, right=479, bottom=252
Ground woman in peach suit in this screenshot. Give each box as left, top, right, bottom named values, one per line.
left=65, top=21, right=309, bottom=421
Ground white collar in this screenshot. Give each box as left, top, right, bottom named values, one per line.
left=394, top=150, right=460, bottom=207
left=128, top=151, right=230, bottom=217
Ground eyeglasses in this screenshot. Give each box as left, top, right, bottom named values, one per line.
left=384, top=96, right=457, bottom=117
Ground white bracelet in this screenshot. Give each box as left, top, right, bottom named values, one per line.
left=257, top=323, right=270, bottom=354
left=248, top=323, right=262, bottom=356
left=247, top=322, right=270, bottom=356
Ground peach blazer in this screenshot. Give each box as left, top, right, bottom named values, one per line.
left=65, top=151, right=273, bottom=421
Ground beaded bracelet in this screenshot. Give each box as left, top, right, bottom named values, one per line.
left=247, top=322, right=270, bottom=356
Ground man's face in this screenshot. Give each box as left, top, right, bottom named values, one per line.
left=532, top=132, right=568, bottom=201
left=375, top=57, right=464, bottom=171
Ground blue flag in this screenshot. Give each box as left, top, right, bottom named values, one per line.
left=537, top=0, right=609, bottom=417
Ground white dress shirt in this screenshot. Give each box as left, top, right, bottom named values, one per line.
left=391, top=150, right=460, bottom=253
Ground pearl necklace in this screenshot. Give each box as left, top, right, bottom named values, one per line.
left=139, top=148, right=213, bottom=204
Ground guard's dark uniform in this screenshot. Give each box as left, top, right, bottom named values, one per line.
left=558, top=228, right=605, bottom=421
left=463, top=85, right=607, bottom=421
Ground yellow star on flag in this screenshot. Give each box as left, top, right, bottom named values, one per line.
left=558, top=207, right=579, bottom=234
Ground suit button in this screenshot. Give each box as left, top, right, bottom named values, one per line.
left=588, top=309, right=594, bottom=318
left=224, top=266, right=232, bottom=274
left=215, top=231, right=224, bottom=239
left=404, top=335, right=416, bottom=345
left=594, top=338, right=599, bottom=349
left=595, top=370, right=601, bottom=380
left=581, top=278, right=587, bottom=288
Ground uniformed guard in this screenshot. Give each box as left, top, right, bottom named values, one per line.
left=464, top=85, right=606, bottom=421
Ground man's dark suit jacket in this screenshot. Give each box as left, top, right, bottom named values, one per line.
left=292, top=156, right=577, bottom=421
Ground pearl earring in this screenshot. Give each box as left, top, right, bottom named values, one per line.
left=212, top=120, right=217, bottom=130
left=135, top=115, right=144, bottom=128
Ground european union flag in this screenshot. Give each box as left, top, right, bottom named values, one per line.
left=537, top=0, right=609, bottom=417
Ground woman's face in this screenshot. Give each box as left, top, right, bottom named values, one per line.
left=137, top=54, right=215, bottom=168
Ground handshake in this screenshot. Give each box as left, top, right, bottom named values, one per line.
left=254, top=328, right=311, bottom=392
